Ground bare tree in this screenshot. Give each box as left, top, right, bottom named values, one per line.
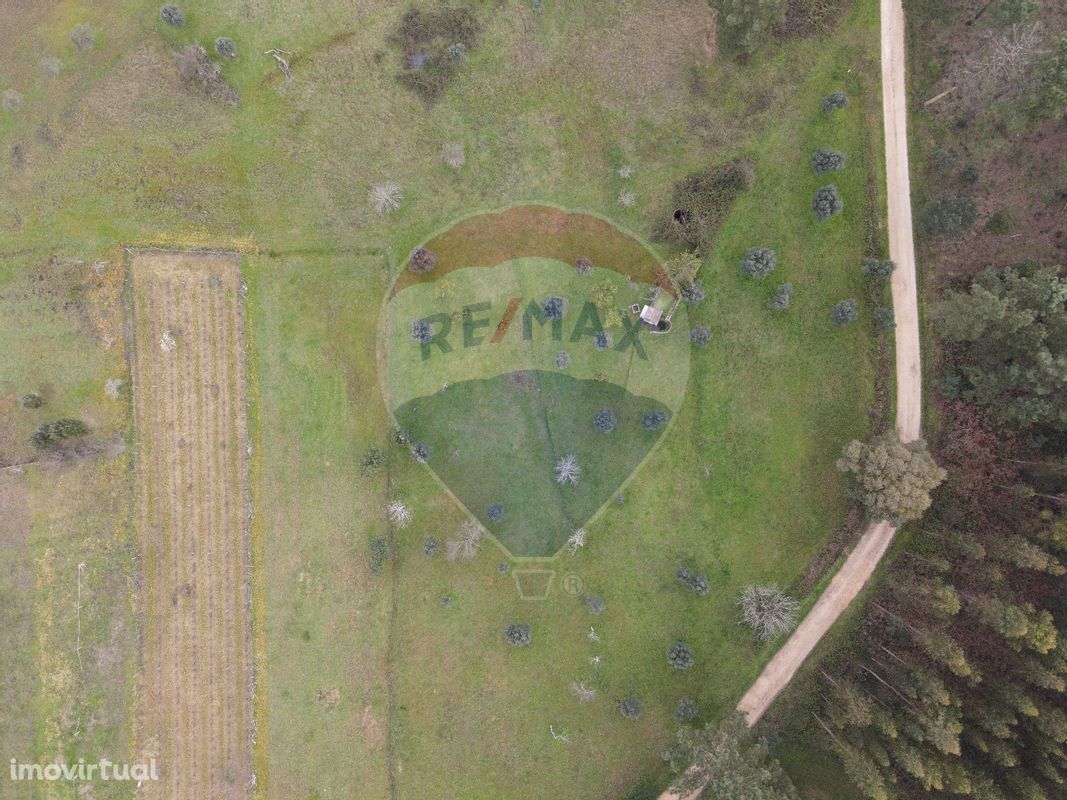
left=570, top=681, right=597, bottom=703
left=739, top=584, right=800, bottom=641
left=566, top=528, right=587, bottom=555
left=555, top=453, right=581, bottom=486
left=385, top=500, right=412, bottom=529
left=446, top=520, right=485, bottom=561
left=549, top=725, right=571, bottom=743
left=956, top=23, right=1047, bottom=110
left=369, top=181, right=402, bottom=214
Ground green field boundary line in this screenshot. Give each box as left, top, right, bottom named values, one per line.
left=658, top=1, right=923, bottom=797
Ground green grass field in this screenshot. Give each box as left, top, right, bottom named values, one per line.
left=1, top=1, right=886, bottom=798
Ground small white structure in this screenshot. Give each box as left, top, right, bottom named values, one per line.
left=639, top=305, right=663, bottom=326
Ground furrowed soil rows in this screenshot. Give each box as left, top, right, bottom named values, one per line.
left=129, top=251, right=251, bottom=800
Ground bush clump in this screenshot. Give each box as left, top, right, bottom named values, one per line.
left=675, top=696, right=699, bottom=722
left=575, top=256, right=593, bottom=276
left=680, top=279, right=705, bottom=306
left=917, top=195, right=978, bottom=239
left=160, top=5, right=186, bottom=26
left=21, top=393, right=44, bottom=409
left=676, top=565, right=710, bottom=596
left=667, top=640, right=696, bottom=670
left=410, top=441, right=430, bottom=463
left=30, top=418, right=90, bottom=450
left=215, top=37, right=237, bottom=58
left=593, top=408, right=617, bottom=433
left=541, top=296, right=566, bottom=321
left=174, top=43, right=240, bottom=106
left=874, top=307, right=896, bottom=330
left=767, top=282, right=792, bottom=310
left=487, top=503, right=504, bottom=523
left=740, top=247, right=777, bottom=279
left=504, top=623, right=532, bottom=647
left=619, top=696, right=642, bottom=720
left=70, top=23, right=95, bottom=52
left=554, top=350, right=571, bottom=369
left=713, top=0, right=786, bottom=57
left=2, top=89, right=23, bottom=113
left=689, top=325, right=712, bottom=348
left=651, top=159, right=754, bottom=253
left=392, top=5, right=482, bottom=104
left=822, top=90, right=848, bottom=112
left=594, top=331, right=613, bottom=350
left=831, top=299, right=858, bottom=326
left=409, top=246, right=437, bottom=273
left=862, top=257, right=896, bottom=279
left=410, top=318, right=433, bottom=343
left=811, top=147, right=846, bottom=174
left=423, top=537, right=439, bottom=556
left=812, top=185, right=843, bottom=220
left=642, top=409, right=670, bottom=430
left=585, top=594, right=605, bottom=615
left=358, top=446, right=386, bottom=476
left=984, top=210, right=1014, bottom=235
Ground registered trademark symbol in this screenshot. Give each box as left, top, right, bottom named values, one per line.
left=561, top=573, right=584, bottom=596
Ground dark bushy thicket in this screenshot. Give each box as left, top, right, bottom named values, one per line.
left=916, top=195, right=978, bottom=239
left=740, top=246, right=777, bottom=279
left=862, top=257, right=895, bottom=278
left=667, top=640, right=696, bottom=670
left=642, top=409, right=670, bottom=430
left=423, top=537, right=439, bottom=556
left=160, top=5, right=185, bottom=26
left=410, top=318, right=433, bottom=343
left=689, top=325, right=712, bottom=349
left=593, top=408, right=617, bottom=433
left=619, top=696, right=642, bottom=720
left=822, top=90, right=848, bottom=112
left=831, top=299, right=858, bottom=325
left=768, top=282, right=792, bottom=310
left=680, top=280, right=705, bottom=306
left=409, top=246, right=437, bottom=273
left=21, top=393, right=43, bottom=409
left=504, top=623, right=531, bottom=646
left=812, top=185, right=843, bottom=220
left=675, top=696, right=699, bottom=722
left=541, top=296, right=566, bottom=321
left=392, top=5, right=482, bottom=104
left=487, top=503, right=504, bottom=522
left=874, top=307, right=896, bottom=330
left=651, top=160, right=754, bottom=253
left=30, top=418, right=90, bottom=450
left=215, top=37, right=237, bottom=58
left=811, top=147, right=846, bottom=174
left=676, top=565, right=710, bottom=596
left=594, top=331, right=613, bottom=350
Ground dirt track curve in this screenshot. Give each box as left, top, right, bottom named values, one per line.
left=659, top=1, right=921, bottom=796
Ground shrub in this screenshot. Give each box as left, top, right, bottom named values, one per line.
left=740, top=247, right=777, bottom=279
left=680, top=280, right=705, bottom=306
left=989, top=0, right=1042, bottom=26
left=392, top=5, right=482, bottom=104
left=410, top=441, right=430, bottom=463
left=593, top=408, right=617, bottom=433
left=358, top=446, right=386, bottom=476
left=392, top=426, right=412, bottom=446
left=423, top=537, right=439, bottom=556
left=41, top=56, right=61, bottom=78
left=739, top=584, right=800, bottom=640
left=663, top=251, right=702, bottom=288
left=575, top=256, right=593, bottom=276
left=874, top=307, right=896, bottom=330
left=30, top=425, right=55, bottom=450
left=960, top=164, right=980, bottom=185
left=51, top=418, right=89, bottom=439
left=174, top=43, right=240, bottom=106
left=585, top=594, right=605, bottom=614
left=541, top=295, right=566, bottom=321
left=1027, top=31, right=1067, bottom=120
left=554, top=351, right=571, bottom=369
left=767, top=282, right=792, bottom=310
left=811, top=147, right=846, bottom=174
left=70, top=23, right=95, bottom=52
left=822, top=90, right=848, bottom=112
left=487, top=503, right=504, bottom=523
left=985, top=210, right=1014, bottom=235
left=215, top=37, right=237, bottom=58
left=917, top=195, right=978, bottom=239
left=442, top=141, right=465, bottom=168
left=619, top=696, right=642, bottom=720
left=160, top=5, right=186, bottom=26
left=676, top=566, right=709, bottom=596
left=675, top=697, right=699, bottom=722
left=594, top=331, right=613, bottom=350
left=368, top=537, right=388, bottom=576
left=651, top=160, right=754, bottom=253
left=410, top=318, right=433, bottom=343
left=369, top=181, right=402, bottom=213
left=712, top=0, right=786, bottom=57
left=667, top=641, right=696, bottom=670
left=932, top=147, right=955, bottom=169
left=642, top=409, right=670, bottom=430
left=689, top=325, right=712, bottom=348
left=409, top=246, right=437, bottom=273
left=812, top=185, right=843, bottom=220
left=831, top=299, right=858, bottom=325
left=21, top=393, right=44, bottom=409
left=504, top=623, right=531, bottom=646
left=862, top=257, right=896, bottom=279
left=837, top=435, right=946, bottom=522
left=2, top=89, right=23, bottom=113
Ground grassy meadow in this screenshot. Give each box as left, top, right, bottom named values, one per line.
left=0, top=1, right=887, bottom=798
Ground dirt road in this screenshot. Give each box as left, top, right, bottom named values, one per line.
left=130, top=251, right=253, bottom=800
left=659, top=1, right=921, bottom=795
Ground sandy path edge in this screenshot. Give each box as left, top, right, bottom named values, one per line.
left=658, top=1, right=921, bottom=796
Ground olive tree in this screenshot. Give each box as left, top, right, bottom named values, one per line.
left=740, top=247, right=777, bottom=279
